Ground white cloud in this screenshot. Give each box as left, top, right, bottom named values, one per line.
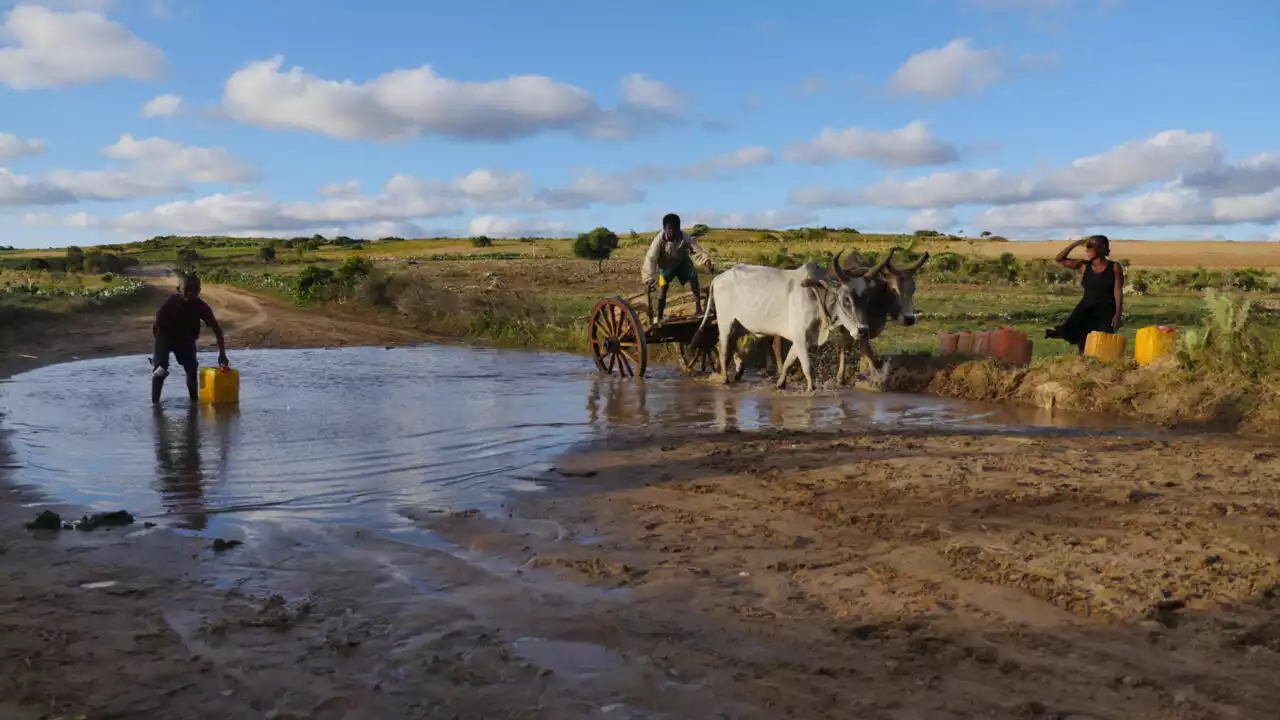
left=686, top=209, right=817, bottom=229
left=974, top=188, right=1280, bottom=230
left=452, top=168, right=531, bottom=204
left=468, top=215, right=569, bottom=238
left=141, top=92, right=181, bottom=117
left=354, top=220, right=427, bottom=239
left=677, top=146, right=774, bottom=180
left=220, top=56, right=682, bottom=143
left=0, top=131, right=45, bottom=160
left=101, top=134, right=255, bottom=184
left=0, top=5, right=164, bottom=89
left=1181, top=152, right=1280, bottom=197
left=0, top=167, right=73, bottom=205
left=796, top=130, right=1224, bottom=209
left=1, top=134, right=254, bottom=204
left=907, top=208, right=957, bottom=232
left=888, top=38, right=1004, bottom=100
left=780, top=121, right=959, bottom=168
left=318, top=180, right=361, bottom=197
left=529, top=170, right=645, bottom=210
left=619, top=73, right=683, bottom=117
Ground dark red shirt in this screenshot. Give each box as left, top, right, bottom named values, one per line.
left=155, top=294, right=216, bottom=341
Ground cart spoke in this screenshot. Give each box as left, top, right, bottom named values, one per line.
left=618, top=352, right=634, bottom=377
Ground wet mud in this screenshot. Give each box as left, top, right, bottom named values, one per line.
left=1, top=340, right=1277, bottom=717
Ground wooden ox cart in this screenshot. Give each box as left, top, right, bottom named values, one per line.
left=588, top=286, right=728, bottom=378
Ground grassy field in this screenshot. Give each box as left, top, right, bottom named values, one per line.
left=4, top=228, right=1280, bottom=430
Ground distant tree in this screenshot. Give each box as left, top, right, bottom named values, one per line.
left=689, top=223, right=711, bottom=238
left=572, top=227, right=619, bottom=273
left=29, top=257, right=49, bottom=272
left=176, top=246, right=200, bottom=272
left=258, top=246, right=277, bottom=263
left=980, top=230, right=993, bottom=238
left=311, top=234, right=327, bottom=244
left=304, top=239, right=322, bottom=251
left=65, top=246, right=85, bottom=273
left=912, top=229, right=942, bottom=238
left=470, top=236, right=494, bottom=248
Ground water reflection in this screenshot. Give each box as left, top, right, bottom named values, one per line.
left=150, top=405, right=238, bottom=530
left=1, top=345, right=1159, bottom=537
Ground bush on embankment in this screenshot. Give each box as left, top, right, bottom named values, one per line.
left=883, top=290, right=1280, bottom=433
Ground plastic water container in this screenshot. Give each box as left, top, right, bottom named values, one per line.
left=991, top=328, right=1033, bottom=366
left=974, top=330, right=995, bottom=358
left=1084, top=331, right=1126, bottom=362
left=1135, top=325, right=1176, bottom=366
left=199, top=366, right=240, bottom=405
left=939, top=332, right=960, bottom=355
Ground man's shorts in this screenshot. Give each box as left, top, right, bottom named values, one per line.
left=659, top=257, right=696, bottom=287
left=153, top=334, right=198, bottom=374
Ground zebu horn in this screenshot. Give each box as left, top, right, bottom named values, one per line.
left=891, top=251, right=930, bottom=273
left=831, top=250, right=852, bottom=282
left=863, top=247, right=895, bottom=277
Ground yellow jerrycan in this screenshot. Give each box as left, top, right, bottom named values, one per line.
left=1084, top=331, right=1126, bottom=362
left=1134, top=325, right=1176, bottom=366
left=199, top=365, right=240, bottom=405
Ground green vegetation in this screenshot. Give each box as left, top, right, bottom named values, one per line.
left=571, top=226, right=620, bottom=272
left=9, top=226, right=1280, bottom=431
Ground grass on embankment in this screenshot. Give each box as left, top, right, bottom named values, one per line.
left=11, top=230, right=1280, bottom=433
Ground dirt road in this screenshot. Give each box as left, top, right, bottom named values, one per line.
left=1, top=282, right=1278, bottom=718
left=0, top=278, right=428, bottom=379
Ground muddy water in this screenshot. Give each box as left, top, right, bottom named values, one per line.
left=0, top=344, right=1150, bottom=536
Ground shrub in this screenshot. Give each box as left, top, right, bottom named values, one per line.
left=572, top=227, right=619, bottom=272
left=471, top=236, right=494, bottom=248
left=258, top=246, right=276, bottom=263
left=335, top=255, right=374, bottom=286
left=293, top=265, right=336, bottom=302
left=913, top=229, right=942, bottom=238
left=690, top=223, right=711, bottom=238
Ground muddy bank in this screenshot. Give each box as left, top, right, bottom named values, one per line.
left=425, top=424, right=1280, bottom=719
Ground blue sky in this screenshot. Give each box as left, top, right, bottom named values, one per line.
left=2, top=0, right=1278, bottom=248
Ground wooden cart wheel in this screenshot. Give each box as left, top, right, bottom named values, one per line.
left=679, top=338, right=719, bottom=376
left=589, top=297, right=648, bottom=378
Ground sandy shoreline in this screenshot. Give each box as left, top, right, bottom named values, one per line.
left=2, top=284, right=1279, bottom=718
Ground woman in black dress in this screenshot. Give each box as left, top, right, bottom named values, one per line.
left=1046, top=235, right=1125, bottom=353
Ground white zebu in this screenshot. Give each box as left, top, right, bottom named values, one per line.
left=694, top=250, right=881, bottom=392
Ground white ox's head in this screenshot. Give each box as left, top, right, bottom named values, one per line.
left=840, top=248, right=931, bottom=327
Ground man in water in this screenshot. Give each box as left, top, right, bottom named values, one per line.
left=151, top=272, right=228, bottom=404
left=641, top=213, right=714, bottom=322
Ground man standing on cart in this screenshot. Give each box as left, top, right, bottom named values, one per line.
left=641, top=213, right=714, bottom=323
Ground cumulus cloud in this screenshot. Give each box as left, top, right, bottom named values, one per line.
left=974, top=189, right=1280, bottom=230
left=888, top=38, right=1005, bottom=100
left=1181, top=152, right=1280, bottom=197
left=619, top=73, right=683, bottom=117
left=795, top=130, right=1224, bottom=209
left=220, top=56, right=683, bottom=142
left=781, top=121, right=959, bottom=168
left=675, top=146, right=774, bottom=180
left=1, top=134, right=254, bottom=204
left=0, top=5, right=164, bottom=89
left=0, top=131, right=45, bottom=160
left=529, top=170, right=644, bottom=210
left=686, top=209, right=817, bottom=229
left=468, top=215, right=569, bottom=238
left=907, top=208, right=956, bottom=232
left=141, top=93, right=181, bottom=117
left=0, top=167, right=74, bottom=205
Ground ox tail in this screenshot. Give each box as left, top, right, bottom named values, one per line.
left=695, top=281, right=716, bottom=338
